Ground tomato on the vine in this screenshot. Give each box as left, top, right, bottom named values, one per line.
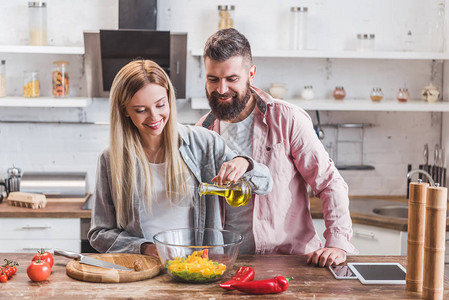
left=0, top=273, right=7, bottom=283
left=27, top=258, right=51, bottom=282
left=9, top=266, right=17, bottom=275
left=1, top=259, right=19, bottom=281
left=4, top=267, right=12, bottom=278
left=32, top=249, right=54, bottom=268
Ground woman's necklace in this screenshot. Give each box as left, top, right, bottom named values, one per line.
left=146, top=144, right=165, bottom=164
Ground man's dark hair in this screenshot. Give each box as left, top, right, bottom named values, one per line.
left=203, top=28, right=252, bottom=67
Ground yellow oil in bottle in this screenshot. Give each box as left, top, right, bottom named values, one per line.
left=198, top=180, right=251, bottom=207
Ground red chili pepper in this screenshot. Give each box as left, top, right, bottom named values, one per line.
left=231, top=275, right=292, bottom=295
left=201, top=249, right=209, bottom=259
left=219, top=266, right=255, bottom=290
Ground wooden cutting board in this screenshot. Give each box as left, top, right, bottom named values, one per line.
left=66, top=253, right=162, bottom=283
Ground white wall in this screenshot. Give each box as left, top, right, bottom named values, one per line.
left=0, top=0, right=446, bottom=196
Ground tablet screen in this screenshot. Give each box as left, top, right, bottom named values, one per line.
left=353, top=264, right=405, bottom=281
left=348, top=263, right=406, bottom=284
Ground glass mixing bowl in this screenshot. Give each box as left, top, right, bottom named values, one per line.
left=153, top=228, right=243, bottom=283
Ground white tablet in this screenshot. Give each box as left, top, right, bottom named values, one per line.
left=347, top=262, right=406, bottom=284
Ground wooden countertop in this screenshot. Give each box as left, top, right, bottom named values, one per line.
left=1, top=254, right=447, bottom=299
left=0, top=197, right=91, bottom=219
left=0, top=195, right=446, bottom=231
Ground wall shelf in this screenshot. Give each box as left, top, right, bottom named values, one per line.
left=191, top=49, right=449, bottom=60
left=0, top=45, right=84, bottom=55
left=191, top=97, right=449, bottom=112
left=0, top=97, right=92, bottom=108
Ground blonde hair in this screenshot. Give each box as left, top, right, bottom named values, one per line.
left=109, top=59, right=190, bottom=229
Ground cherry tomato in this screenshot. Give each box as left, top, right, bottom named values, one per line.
left=27, top=259, right=51, bottom=282
left=32, top=249, right=54, bottom=268
left=3, top=267, right=11, bottom=278
left=0, top=274, right=7, bottom=283
left=9, top=266, right=17, bottom=275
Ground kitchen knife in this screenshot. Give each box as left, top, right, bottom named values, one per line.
left=54, top=249, right=132, bottom=271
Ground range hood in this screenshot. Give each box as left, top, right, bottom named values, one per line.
left=84, top=30, right=187, bottom=99
left=84, top=0, right=187, bottom=98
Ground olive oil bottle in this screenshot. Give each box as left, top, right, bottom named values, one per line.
left=198, top=180, right=251, bottom=207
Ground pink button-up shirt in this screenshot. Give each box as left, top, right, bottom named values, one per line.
left=197, top=86, right=357, bottom=255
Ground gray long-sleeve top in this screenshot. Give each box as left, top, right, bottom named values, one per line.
left=88, top=124, right=273, bottom=254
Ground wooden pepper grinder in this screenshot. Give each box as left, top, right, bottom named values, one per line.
left=423, top=185, right=448, bottom=300
left=406, top=181, right=429, bottom=292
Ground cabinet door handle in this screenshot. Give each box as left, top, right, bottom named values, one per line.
left=22, top=247, right=51, bottom=251
left=354, top=231, right=375, bottom=239
left=21, top=225, right=51, bottom=230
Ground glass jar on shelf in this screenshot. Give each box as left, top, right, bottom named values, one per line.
left=218, top=5, right=235, bottom=30
left=370, top=87, right=383, bottom=102
left=333, top=86, right=346, bottom=100
left=23, top=71, right=39, bottom=98
left=301, top=85, right=314, bottom=100
left=431, top=2, right=445, bottom=52
left=28, top=1, right=47, bottom=46
left=290, top=7, right=308, bottom=50
left=403, top=30, right=414, bottom=52
left=356, top=34, right=375, bottom=51
left=52, top=61, right=69, bottom=97
left=396, top=88, right=410, bottom=102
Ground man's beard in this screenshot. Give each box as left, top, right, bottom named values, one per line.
left=206, top=82, right=252, bottom=121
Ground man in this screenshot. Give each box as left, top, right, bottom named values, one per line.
left=196, top=28, right=357, bottom=267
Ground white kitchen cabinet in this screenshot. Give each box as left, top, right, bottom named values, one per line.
left=191, top=97, right=449, bottom=112
left=312, top=219, right=407, bottom=255
left=0, top=45, right=91, bottom=108
left=0, top=218, right=80, bottom=253
left=191, top=48, right=449, bottom=112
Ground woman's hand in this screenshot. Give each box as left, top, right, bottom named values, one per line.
left=212, top=157, right=250, bottom=185
left=306, top=247, right=346, bottom=267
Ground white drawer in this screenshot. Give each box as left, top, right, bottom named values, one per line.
left=0, top=218, right=80, bottom=240
left=0, top=239, right=80, bottom=253
left=350, top=223, right=405, bottom=255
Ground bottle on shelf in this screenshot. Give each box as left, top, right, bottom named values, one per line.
left=23, top=71, right=40, bottom=98
left=301, top=85, right=314, bottom=100
left=290, top=7, right=308, bottom=50
left=333, top=86, right=346, bottom=100
left=397, top=88, right=410, bottom=102
left=431, top=2, right=445, bottom=52
left=28, top=1, right=47, bottom=46
left=0, top=60, right=5, bottom=98
left=52, top=61, right=69, bottom=97
left=198, top=179, right=252, bottom=207
left=356, top=34, right=375, bottom=51
left=403, top=30, right=414, bottom=52
left=218, top=5, right=235, bottom=30
left=370, top=88, right=383, bottom=102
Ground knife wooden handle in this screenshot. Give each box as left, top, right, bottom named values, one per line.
left=54, top=249, right=82, bottom=259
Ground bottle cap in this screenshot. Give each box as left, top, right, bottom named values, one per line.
left=53, top=61, right=69, bottom=65
left=357, top=34, right=375, bottom=40
left=218, top=5, right=235, bottom=11
left=291, top=7, right=308, bottom=12
left=28, top=2, right=46, bottom=7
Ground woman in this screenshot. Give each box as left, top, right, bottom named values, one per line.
left=88, top=60, right=272, bottom=256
